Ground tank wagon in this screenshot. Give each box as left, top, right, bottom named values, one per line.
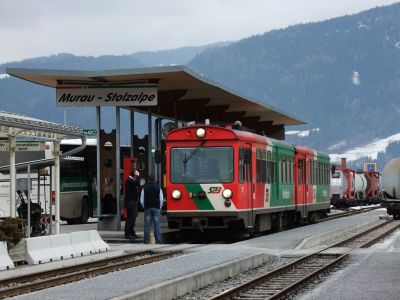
left=330, top=158, right=381, bottom=208
left=166, top=123, right=330, bottom=233
left=381, top=158, right=400, bottom=219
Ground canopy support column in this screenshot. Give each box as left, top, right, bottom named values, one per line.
left=96, top=106, right=101, bottom=230
left=130, top=110, right=134, bottom=158
left=147, top=108, right=152, bottom=180
left=115, top=107, right=121, bottom=228
left=9, top=135, right=16, bottom=218
left=53, top=140, right=61, bottom=234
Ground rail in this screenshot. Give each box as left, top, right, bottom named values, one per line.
left=0, top=249, right=182, bottom=299
left=210, top=220, right=400, bottom=300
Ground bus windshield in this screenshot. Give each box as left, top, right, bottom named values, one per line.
left=170, top=147, right=233, bottom=183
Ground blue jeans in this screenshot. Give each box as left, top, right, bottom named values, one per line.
left=144, top=208, right=162, bottom=244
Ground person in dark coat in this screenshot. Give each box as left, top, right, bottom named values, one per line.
left=124, top=170, right=140, bottom=239
left=140, top=174, right=164, bottom=244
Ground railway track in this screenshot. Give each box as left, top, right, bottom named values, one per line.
left=210, top=219, right=400, bottom=300
left=0, top=249, right=182, bottom=299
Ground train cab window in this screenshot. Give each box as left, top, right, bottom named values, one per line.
left=170, top=146, right=234, bottom=183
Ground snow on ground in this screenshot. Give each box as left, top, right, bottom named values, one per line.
left=348, top=204, right=382, bottom=210
left=370, top=227, right=400, bottom=250
left=330, top=132, right=400, bottom=163
left=0, top=74, right=10, bottom=79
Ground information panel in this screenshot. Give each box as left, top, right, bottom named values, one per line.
left=56, top=85, right=158, bottom=107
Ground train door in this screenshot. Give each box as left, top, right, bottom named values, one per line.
left=295, top=156, right=307, bottom=218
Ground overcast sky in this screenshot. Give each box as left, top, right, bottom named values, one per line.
left=0, top=0, right=398, bottom=64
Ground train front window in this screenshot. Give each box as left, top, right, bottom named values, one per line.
left=171, top=147, right=233, bottom=183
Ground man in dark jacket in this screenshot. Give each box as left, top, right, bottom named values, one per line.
left=124, top=170, right=140, bottom=239
left=140, top=174, right=164, bottom=244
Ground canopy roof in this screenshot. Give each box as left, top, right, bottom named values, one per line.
left=7, top=66, right=305, bottom=138
left=0, top=111, right=84, bottom=141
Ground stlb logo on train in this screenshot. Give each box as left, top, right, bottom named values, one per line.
left=208, top=187, right=222, bottom=194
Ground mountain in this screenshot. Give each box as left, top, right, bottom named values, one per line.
left=188, top=3, right=400, bottom=160
left=1, top=4, right=400, bottom=169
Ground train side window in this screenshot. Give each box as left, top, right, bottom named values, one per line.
left=272, top=152, right=277, bottom=183
left=298, top=159, right=304, bottom=185
left=246, top=148, right=252, bottom=182
left=283, top=154, right=286, bottom=184
left=256, top=149, right=262, bottom=182
left=289, top=156, right=293, bottom=184
left=317, top=161, right=321, bottom=185
left=239, top=147, right=245, bottom=183
left=262, top=150, right=267, bottom=183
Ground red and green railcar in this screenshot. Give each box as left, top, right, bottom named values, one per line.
left=166, top=124, right=330, bottom=233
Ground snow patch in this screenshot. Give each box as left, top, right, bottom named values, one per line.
left=328, top=140, right=347, bottom=151
left=330, top=132, right=400, bottom=163
left=352, top=71, right=361, bottom=85
left=0, top=74, right=10, bottom=79
left=286, top=128, right=319, bottom=138
left=358, top=22, right=367, bottom=29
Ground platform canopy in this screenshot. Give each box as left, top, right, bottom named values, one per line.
left=0, top=111, right=84, bottom=141
left=7, top=66, right=305, bottom=138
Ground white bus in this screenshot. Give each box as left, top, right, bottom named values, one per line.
left=0, top=140, right=94, bottom=224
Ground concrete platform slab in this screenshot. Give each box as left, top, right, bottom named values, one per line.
left=11, top=246, right=273, bottom=300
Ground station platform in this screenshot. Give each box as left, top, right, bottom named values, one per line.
left=5, top=208, right=400, bottom=300
left=52, top=212, right=177, bottom=244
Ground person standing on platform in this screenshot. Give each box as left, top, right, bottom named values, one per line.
left=124, top=170, right=140, bottom=239
left=140, top=174, right=164, bottom=244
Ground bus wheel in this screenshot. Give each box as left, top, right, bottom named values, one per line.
left=79, top=198, right=89, bottom=224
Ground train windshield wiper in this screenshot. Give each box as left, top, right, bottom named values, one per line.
left=183, top=140, right=206, bottom=164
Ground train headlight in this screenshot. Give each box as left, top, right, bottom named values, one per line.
left=196, top=128, right=206, bottom=138
left=171, top=189, right=182, bottom=200
left=222, top=189, right=233, bottom=199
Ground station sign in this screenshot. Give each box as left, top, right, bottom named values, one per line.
left=0, top=141, right=46, bottom=152
left=56, top=85, right=158, bottom=107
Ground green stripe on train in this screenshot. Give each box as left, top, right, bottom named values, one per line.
left=184, top=184, right=215, bottom=210
left=270, top=184, right=294, bottom=207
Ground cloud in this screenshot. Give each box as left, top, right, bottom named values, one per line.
left=0, top=0, right=398, bottom=64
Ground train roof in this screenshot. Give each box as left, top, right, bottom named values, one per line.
left=167, top=124, right=295, bottom=149
left=7, top=66, right=305, bottom=139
